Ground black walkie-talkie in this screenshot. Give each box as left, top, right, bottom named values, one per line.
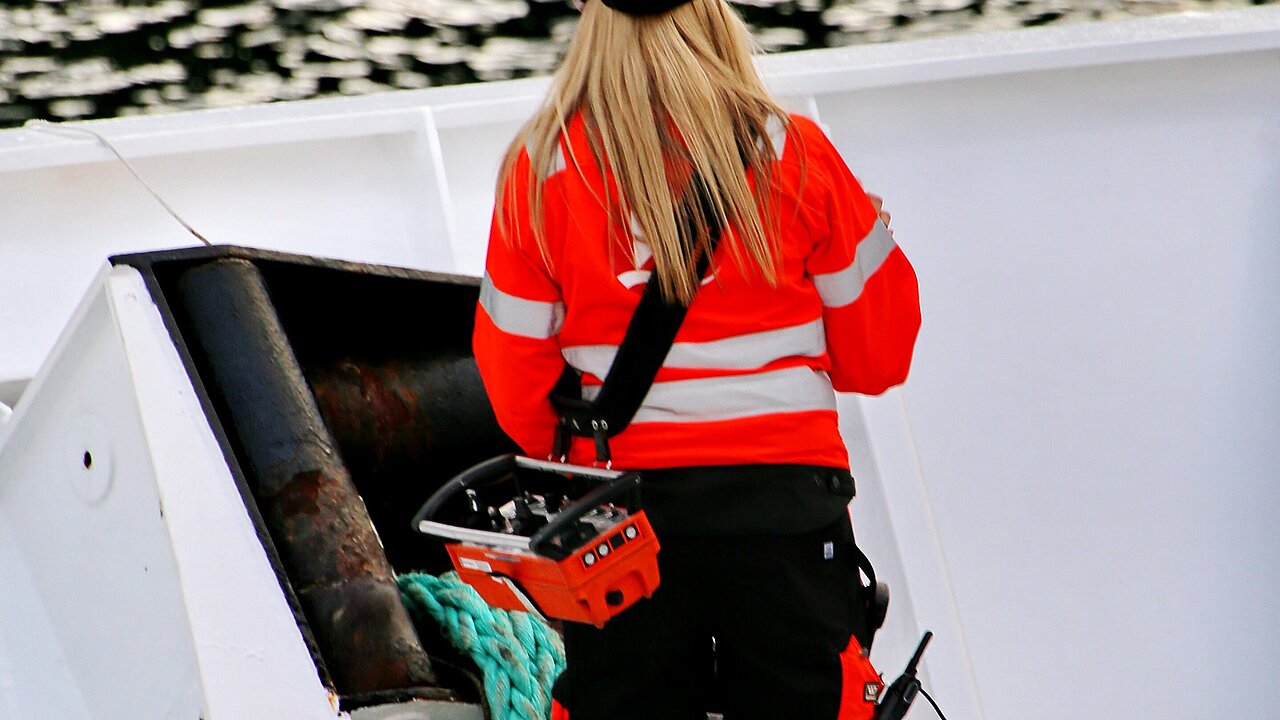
left=874, top=631, right=933, bottom=719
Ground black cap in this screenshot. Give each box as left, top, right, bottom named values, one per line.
left=601, top=0, right=695, bottom=16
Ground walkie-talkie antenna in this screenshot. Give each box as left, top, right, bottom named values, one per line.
left=904, top=631, right=933, bottom=673
left=874, top=631, right=933, bottom=719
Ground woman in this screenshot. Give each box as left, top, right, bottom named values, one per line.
left=473, top=0, right=922, bottom=717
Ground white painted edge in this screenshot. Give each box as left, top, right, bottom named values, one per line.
left=427, top=92, right=544, bottom=129
left=346, top=699, right=483, bottom=720
left=760, top=6, right=1280, bottom=94
left=10, top=106, right=433, bottom=172
left=0, top=264, right=115, bottom=458
left=412, top=106, right=461, bottom=271
left=808, top=87, right=976, bottom=717
left=856, top=389, right=987, bottom=720
left=0, top=378, right=27, bottom=408
left=105, top=266, right=340, bottom=719
left=1, top=7, right=1276, bottom=172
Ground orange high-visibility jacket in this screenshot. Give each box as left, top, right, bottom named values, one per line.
left=474, top=113, right=921, bottom=470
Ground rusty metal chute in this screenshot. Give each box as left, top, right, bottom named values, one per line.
left=114, top=245, right=514, bottom=708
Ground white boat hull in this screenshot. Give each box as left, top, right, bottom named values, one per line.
left=2, top=8, right=1278, bottom=719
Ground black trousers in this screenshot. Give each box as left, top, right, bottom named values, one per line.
left=552, top=515, right=870, bottom=719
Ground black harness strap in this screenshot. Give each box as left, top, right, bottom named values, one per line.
left=552, top=173, right=723, bottom=463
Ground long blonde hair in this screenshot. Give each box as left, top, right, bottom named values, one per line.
left=496, top=0, right=791, bottom=305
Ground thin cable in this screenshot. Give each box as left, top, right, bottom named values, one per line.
left=919, top=687, right=950, bottom=720
left=23, top=119, right=212, bottom=246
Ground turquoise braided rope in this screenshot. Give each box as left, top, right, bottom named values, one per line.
left=397, top=572, right=566, bottom=720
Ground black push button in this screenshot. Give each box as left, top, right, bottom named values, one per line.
left=827, top=471, right=856, bottom=496
left=609, top=533, right=625, bottom=550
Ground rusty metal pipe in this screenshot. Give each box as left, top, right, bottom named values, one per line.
left=305, top=354, right=516, bottom=574
left=306, top=354, right=511, bottom=478
left=174, top=258, right=436, bottom=696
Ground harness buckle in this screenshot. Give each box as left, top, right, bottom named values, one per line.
left=590, top=419, right=612, bottom=468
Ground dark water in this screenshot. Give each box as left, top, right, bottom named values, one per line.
left=0, top=0, right=1270, bottom=129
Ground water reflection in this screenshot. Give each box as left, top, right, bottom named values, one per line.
left=0, top=0, right=1268, bottom=127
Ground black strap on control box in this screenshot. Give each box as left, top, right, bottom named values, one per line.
left=551, top=173, right=723, bottom=464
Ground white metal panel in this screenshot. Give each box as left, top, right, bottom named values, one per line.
left=3, top=8, right=1276, bottom=399
left=0, top=125, right=460, bottom=392
left=106, top=266, right=341, bottom=719
left=0, top=268, right=205, bottom=720
left=0, top=8, right=1277, bottom=718
left=0, top=521, right=96, bottom=719
left=0, top=266, right=343, bottom=719
left=0, top=161, right=192, bottom=396
left=842, top=391, right=984, bottom=718
left=433, top=111, right=530, bottom=276
left=798, top=90, right=980, bottom=718
left=815, top=43, right=1280, bottom=720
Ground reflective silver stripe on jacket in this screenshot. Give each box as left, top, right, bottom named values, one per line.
left=561, top=318, right=826, bottom=379
left=479, top=273, right=564, bottom=339
left=812, top=221, right=897, bottom=308
left=581, top=366, right=836, bottom=424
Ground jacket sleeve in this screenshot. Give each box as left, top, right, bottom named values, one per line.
left=472, top=152, right=566, bottom=458
left=805, top=130, right=922, bottom=395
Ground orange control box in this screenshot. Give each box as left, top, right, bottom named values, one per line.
left=446, top=511, right=661, bottom=627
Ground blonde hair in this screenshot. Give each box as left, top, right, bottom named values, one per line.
left=496, top=0, right=791, bottom=305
